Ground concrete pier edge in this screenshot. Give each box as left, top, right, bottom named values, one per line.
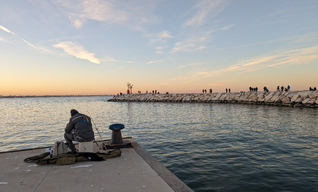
left=108, top=91, right=318, bottom=108
left=130, top=139, right=193, bottom=192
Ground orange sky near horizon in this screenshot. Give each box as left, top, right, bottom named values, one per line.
left=1, top=1, right=317, bottom=96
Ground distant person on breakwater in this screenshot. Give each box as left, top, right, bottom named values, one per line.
left=209, top=89, right=212, bottom=93
left=314, top=87, right=317, bottom=91
left=64, top=109, right=95, bottom=153
left=281, top=86, right=284, bottom=91
left=277, top=86, right=279, bottom=91
left=309, top=87, right=312, bottom=91
left=287, top=85, right=290, bottom=91
left=226, top=88, right=228, bottom=93
left=229, top=88, right=231, bottom=93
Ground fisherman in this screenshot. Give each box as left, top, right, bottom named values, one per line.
left=64, top=109, right=95, bottom=153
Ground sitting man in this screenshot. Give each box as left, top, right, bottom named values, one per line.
left=64, top=109, right=95, bottom=153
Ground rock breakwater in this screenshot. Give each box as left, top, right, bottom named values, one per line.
left=108, top=91, right=318, bottom=108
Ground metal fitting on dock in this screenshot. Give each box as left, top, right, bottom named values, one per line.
left=109, top=123, right=125, bottom=144
left=105, top=123, right=132, bottom=149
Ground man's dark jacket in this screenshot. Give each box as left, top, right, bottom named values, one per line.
left=65, top=113, right=94, bottom=141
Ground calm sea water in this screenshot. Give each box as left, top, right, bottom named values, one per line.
left=1, top=96, right=317, bottom=192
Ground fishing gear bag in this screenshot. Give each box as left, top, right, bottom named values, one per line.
left=35, top=148, right=122, bottom=165
left=52, top=141, right=69, bottom=157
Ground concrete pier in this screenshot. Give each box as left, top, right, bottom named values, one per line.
left=0, top=138, right=193, bottom=192
left=108, top=91, right=318, bottom=108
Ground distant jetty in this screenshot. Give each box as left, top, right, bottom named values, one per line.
left=108, top=90, right=318, bottom=108
left=0, top=95, right=110, bottom=98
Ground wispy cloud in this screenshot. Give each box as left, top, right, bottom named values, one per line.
left=162, top=45, right=318, bottom=86
left=0, top=24, right=36, bottom=48
left=149, top=31, right=174, bottom=40
left=220, top=24, right=234, bottom=31
left=148, top=30, right=174, bottom=54
left=292, top=32, right=317, bottom=43
left=182, top=0, right=228, bottom=28
left=158, top=31, right=174, bottom=39
left=0, top=25, right=17, bottom=35
left=204, top=45, right=318, bottom=77
left=101, top=57, right=133, bottom=63
left=53, top=0, right=158, bottom=29
left=169, top=0, right=233, bottom=54
left=155, top=46, right=167, bottom=54
left=171, top=21, right=234, bottom=53
left=22, top=39, right=36, bottom=49
left=0, top=37, right=8, bottom=43
left=170, top=35, right=208, bottom=53
left=177, top=62, right=207, bottom=68
left=53, top=41, right=100, bottom=64
left=147, top=59, right=164, bottom=64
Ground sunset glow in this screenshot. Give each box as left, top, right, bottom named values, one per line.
left=1, top=0, right=317, bottom=96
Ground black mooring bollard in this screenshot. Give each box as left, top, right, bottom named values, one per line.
left=109, top=124, right=125, bottom=144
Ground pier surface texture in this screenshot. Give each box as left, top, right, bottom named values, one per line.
left=108, top=90, right=318, bottom=108
left=0, top=139, right=193, bottom=192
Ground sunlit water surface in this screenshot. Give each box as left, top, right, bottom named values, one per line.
left=1, top=96, right=317, bottom=192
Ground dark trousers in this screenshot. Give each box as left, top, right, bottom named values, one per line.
left=64, top=133, right=78, bottom=152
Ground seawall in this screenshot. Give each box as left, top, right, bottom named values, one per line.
left=108, top=91, right=318, bottom=108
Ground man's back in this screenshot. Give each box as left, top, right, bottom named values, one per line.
left=65, top=113, right=94, bottom=141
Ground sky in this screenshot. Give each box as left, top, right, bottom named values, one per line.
left=1, top=0, right=317, bottom=96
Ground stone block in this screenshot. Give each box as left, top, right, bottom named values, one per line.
left=258, top=98, right=265, bottom=102
left=269, top=96, right=278, bottom=102
left=299, top=91, right=311, bottom=99
left=291, top=94, right=300, bottom=102
left=302, top=98, right=311, bottom=104
left=309, top=91, right=318, bottom=98
left=281, top=97, right=291, bottom=103
left=295, top=97, right=303, bottom=103
left=307, top=100, right=315, bottom=104
left=264, top=92, right=275, bottom=101
left=274, top=97, right=281, bottom=103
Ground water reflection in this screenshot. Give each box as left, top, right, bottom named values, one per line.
left=0, top=97, right=317, bottom=191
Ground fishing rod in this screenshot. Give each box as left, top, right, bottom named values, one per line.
left=87, top=111, right=109, bottom=154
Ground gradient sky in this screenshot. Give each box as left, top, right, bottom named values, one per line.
left=1, top=0, right=317, bottom=96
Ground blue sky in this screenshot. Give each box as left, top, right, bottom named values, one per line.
left=1, top=0, right=317, bottom=95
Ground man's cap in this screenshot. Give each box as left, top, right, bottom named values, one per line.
left=70, top=109, right=79, bottom=116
